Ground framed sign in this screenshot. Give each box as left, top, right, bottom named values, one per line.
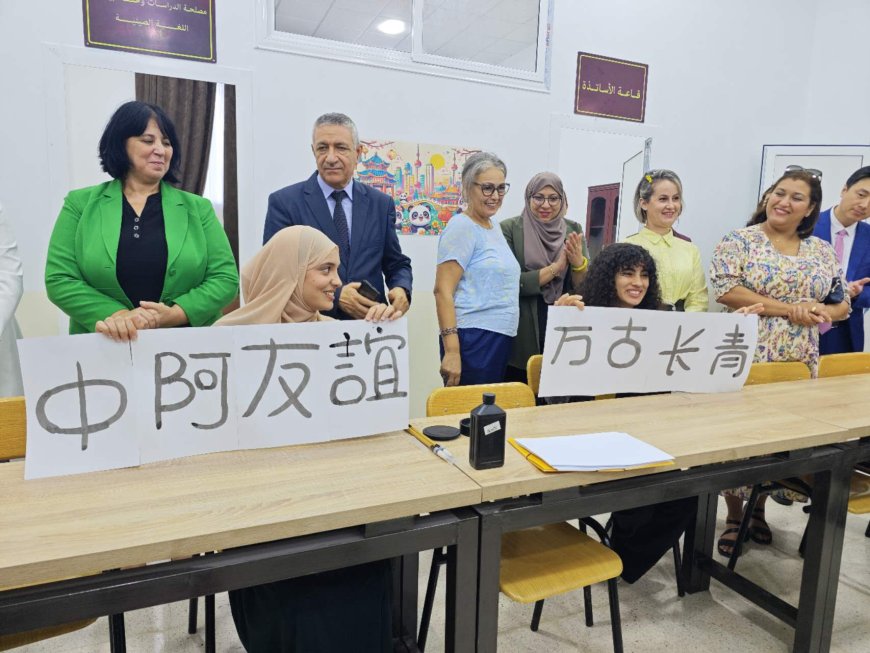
left=83, top=0, right=216, bottom=63
left=574, top=52, right=648, bottom=123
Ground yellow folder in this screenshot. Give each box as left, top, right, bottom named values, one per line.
left=509, top=437, right=675, bottom=474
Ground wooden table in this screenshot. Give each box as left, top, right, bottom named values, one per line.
left=410, top=376, right=870, bottom=653
left=0, top=430, right=482, bottom=652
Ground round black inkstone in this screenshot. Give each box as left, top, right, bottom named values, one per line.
left=422, top=425, right=461, bottom=442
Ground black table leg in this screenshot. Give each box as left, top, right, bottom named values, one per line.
left=445, top=509, right=478, bottom=653
left=684, top=491, right=717, bottom=593
left=793, top=460, right=851, bottom=653
left=476, top=517, right=502, bottom=653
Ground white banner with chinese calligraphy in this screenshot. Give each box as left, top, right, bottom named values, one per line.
left=17, top=319, right=409, bottom=479
left=539, top=307, right=759, bottom=397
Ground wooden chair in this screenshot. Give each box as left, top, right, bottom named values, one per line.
left=0, top=397, right=97, bottom=651
left=818, top=352, right=870, bottom=378
left=727, top=362, right=812, bottom=568
left=425, top=382, right=536, bottom=416
left=418, top=383, right=624, bottom=652
left=814, top=354, right=870, bottom=541
left=744, top=361, right=811, bottom=385
left=0, top=397, right=214, bottom=653
left=526, top=355, right=543, bottom=397
left=524, top=362, right=685, bottom=596
left=847, top=471, right=870, bottom=538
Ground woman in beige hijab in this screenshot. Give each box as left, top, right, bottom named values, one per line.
left=219, top=225, right=399, bottom=652
left=218, top=225, right=398, bottom=325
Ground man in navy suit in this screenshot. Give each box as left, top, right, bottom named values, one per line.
left=813, top=166, right=870, bottom=353
left=263, top=113, right=412, bottom=319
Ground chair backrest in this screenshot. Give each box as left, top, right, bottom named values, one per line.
left=426, top=382, right=536, bottom=417
left=818, top=352, right=870, bottom=378
left=526, top=355, right=543, bottom=396
left=744, top=362, right=811, bottom=386
left=0, top=396, right=26, bottom=461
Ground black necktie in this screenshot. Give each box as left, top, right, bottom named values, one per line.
left=330, top=189, right=350, bottom=262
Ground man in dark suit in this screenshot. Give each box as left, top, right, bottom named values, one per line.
left=813, top=166, right=870, bottom=353
left=263, top=113, right=412, bottom=319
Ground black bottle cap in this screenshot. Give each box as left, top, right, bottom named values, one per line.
left=482, top=393, right=495, bottom=405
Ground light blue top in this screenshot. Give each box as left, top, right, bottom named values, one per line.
left=316, top=174, right=354, bottom=237
left=437, top=213, right=520, bottom=336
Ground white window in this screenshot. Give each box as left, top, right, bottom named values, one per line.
left=257, top=0, right=552, bottom=91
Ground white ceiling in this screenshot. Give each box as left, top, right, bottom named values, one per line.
left=274, top=0, right=540, bottom=70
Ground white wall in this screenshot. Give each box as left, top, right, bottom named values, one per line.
left=804, top=0, right=870, bottom=146
left=1, top=0, right=865, bottom=415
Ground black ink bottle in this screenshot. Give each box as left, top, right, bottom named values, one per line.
left=469, top=393, right=505, bottom=470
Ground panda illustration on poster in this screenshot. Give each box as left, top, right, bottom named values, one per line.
left=355, top=140, right=479, bottom=236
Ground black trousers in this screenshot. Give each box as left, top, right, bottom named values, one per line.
left=609, top=496, right=697, bottom=583
left=229, top=559, right=393, bottom=652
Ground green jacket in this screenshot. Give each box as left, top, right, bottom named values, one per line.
left=500, top=215, right=588, bottom=371
left=45, top=179, right=239, bottom=334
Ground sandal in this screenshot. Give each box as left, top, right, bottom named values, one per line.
left=749, top=509, right=772, bottom=545
left=717, top=519, right=747, bottom=557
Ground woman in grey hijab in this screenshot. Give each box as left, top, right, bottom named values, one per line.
left=501, top=172, right=589, bottom=384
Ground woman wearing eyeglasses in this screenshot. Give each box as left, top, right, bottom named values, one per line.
left=500, top=172, right=589, bottom=383
left=624, top=169, right=708, bottom=312
left=434, top=152, right=521, bottom=386
left=709, top=167, right=850, bottom=557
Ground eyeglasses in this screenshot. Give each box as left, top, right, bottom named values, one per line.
left=785, top=165, right=823, bottom=180
left=530, top=194, right=562, bottom=206
left=473, top=182, right=510, bottom=197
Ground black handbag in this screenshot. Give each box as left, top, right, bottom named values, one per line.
left=823, top=277, right=845, bottom=304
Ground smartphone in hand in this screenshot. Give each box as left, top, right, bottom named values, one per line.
left=357, top=280, right=381, bottom=302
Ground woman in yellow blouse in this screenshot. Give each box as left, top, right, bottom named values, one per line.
left=623, top=170, right=708, bottom=311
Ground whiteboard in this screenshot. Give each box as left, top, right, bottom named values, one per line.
left=759, top=144, right=870, bottom=208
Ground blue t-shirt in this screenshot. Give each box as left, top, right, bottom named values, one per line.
left=437, top=213, right=520, bottom=336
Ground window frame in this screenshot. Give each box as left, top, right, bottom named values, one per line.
left=254, top=0, right=552, bottom=93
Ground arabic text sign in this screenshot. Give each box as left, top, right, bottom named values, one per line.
left=83, top=0, right=216, bottom=62
left=539, top=307, right=759, bottom=397
left=574, top=52, right=648, bottom=123
left=18, top=319, right=409, bottom=479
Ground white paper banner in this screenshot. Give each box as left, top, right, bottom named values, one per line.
left=539, top=307, right=759, bottom=397
left=18, top=318, right=409, bottom=479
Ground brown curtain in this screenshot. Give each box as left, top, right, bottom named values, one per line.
left=223, top=84, right=239, bottom=269
left=135, top=73, right=215, bottom=196
left=222, top=84, right=241, bottom=313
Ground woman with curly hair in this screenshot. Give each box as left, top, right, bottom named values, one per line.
left=573, top=243, right=760, bottom=583
left=570, top=243, right=686, bottom=582
left=579, top=242, right=662, bottom=310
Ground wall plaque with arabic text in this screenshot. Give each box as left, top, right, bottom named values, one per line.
left=575, top=52, right=647, bottom=122
left=83, top=0, right=216, bottom=63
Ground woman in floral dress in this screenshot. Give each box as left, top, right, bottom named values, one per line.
left=709, top=167, right=850, bottom=556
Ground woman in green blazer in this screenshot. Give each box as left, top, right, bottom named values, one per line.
left=45, top=101, right=238, bottom=339
left=501, top=172, right=589, bottom=383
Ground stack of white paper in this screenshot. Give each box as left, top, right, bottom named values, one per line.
left=514, top=432, right=674, bottom=472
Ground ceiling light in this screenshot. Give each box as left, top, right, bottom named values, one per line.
left=377, top=19, right=406, bottom=35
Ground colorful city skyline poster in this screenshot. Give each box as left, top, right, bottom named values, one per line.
left=355, top=139, right=480, bottom=236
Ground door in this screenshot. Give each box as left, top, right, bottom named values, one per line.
left=585, top=183, right=620, bottom=259
left=616, top=150, right=644, bottom=242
